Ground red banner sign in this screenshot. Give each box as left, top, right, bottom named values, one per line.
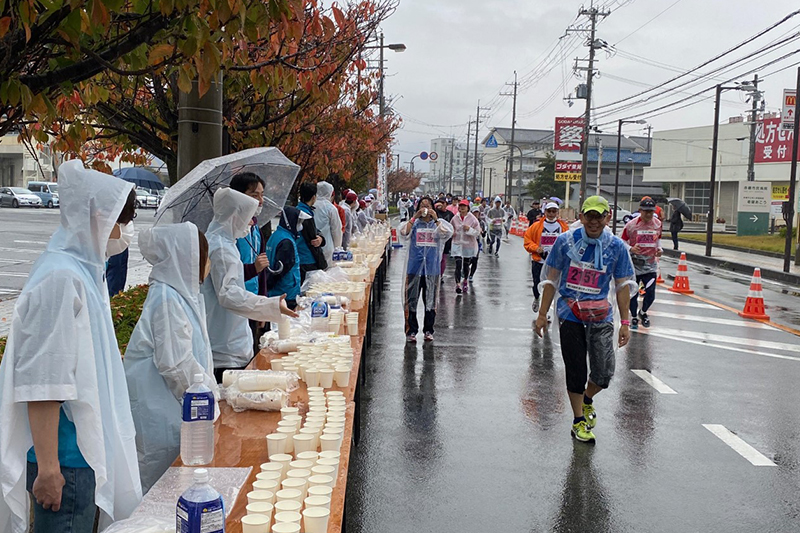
left=755, top=117, right=796, bottom=163
left=554, top=117, right=585, bottom=152
left=555, top=161, right=582, bottom=172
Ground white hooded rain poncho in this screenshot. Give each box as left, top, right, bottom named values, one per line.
left=0, top=159, right=142, bottom=532
left=201, top=188, right=283, bottom=370
left=314, top=181, right=343, bottom=263
left=450, top=210, right=481, bottom=259
left=124, top=222, right=219, bottom=493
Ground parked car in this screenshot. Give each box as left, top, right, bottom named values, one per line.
left=26, top=181, right=59, bottom=208
left=0, top=187, right=43, bottom=208
left=134, top=188, right=159, bottom=209
left=609, top=204, right=633, bottom=223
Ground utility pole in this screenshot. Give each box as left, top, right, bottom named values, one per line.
left=378, top=33, right=385, bottom=117
left=646, top=125, right=653, bottom=152
left=447, top=137, right=455, bottom=194
left=463, top=119, right=472, bottom=197
left=572, top=1, right=609, bottom=207
left=501, top=71, right=519, bottom=200
left=595, top=138, right=603, bottom=195
left=178, top=74, right=223, bottom=182
left=746, top=74, right=761, bottom=182
left=472, top=100, right=491, bottom=198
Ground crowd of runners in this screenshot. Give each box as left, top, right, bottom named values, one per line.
left=399, top=191, right=665, bottom=444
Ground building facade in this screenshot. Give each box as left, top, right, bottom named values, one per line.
left=0, top=133, right=56, bottom=187
left=422, top=137, right=482, bottom=196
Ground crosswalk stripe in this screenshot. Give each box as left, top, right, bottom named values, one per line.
left=646, top=327, right=800, bottom=354
left=652, top=299, right=718, bottom=310
left=636, top=329, right=800, bottom=362
left=631, top=370, right=677, bottom=393
left=702, top=424, right=776, bottom=467
left=646, top=311, right=773, bottom=330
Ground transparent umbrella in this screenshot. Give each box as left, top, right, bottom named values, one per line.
left=155, top=147, right=300, bottom=232
left=667, top=197, right=692, bottom=219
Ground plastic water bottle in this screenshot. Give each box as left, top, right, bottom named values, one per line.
left=180, top=374, right=215, bottom=466
left=176, top=468, right=225, bottom=533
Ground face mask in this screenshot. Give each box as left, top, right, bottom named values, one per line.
left=253, top=204, right=262, bottom=217
left=105, top=223, right=130, bottom=257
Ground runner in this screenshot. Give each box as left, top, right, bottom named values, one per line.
left=433, top=198, right=454, bottom=282
left=621, top=197, right=663, bottom=329
left=398, top=194, right=414, bottom=221
left=535, top=196, right=636, bottom=443
left=450, top=199, right=481, bottom=294
left=400, top=197, right=454, bottom=342
left=523, top=201, right=568, bottom=315
left=526, top=200, right=543, bottom=227
left=486, top=197, right=505, bottom=257
left=469, top=205, right=484, bottom=281
left=502, top=200, right=516, bottom=240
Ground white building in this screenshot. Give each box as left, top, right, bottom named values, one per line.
left=0, top=133, right=55, bottom=187
left=644, top=115, right=799, bottom=226
left=422, top=137, right=482, bottom=196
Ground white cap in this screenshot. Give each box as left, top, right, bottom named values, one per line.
left=544, top=202, right=559, bottom=210
left=193, top=468, right=209, bottom=483
left=193, top=373, right=204, bottom=383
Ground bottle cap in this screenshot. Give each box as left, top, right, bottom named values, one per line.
left=193, top=373, right=204, bottom=383
left=193, top=468, right=209, bottom=483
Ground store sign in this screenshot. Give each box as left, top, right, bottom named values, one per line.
left=771, top=183, right=792, bottom=217
left=737, top=182, right=770, bottom=236
left=755, top=118, right=795, bottom=163
left=554, top=117, right=584, bottom=152
left=555, top=161, right=582, bottom=182
left=782, top=89, right=796, bottom=130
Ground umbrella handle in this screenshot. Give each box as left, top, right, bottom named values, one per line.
left=266, top=260, right=284, bottom=275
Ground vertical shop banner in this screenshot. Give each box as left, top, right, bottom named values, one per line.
left=377, top=154, right=387, bottom=208
left=755, top=118, right=796, bottom=163
left=554, top=117, right=585, bottom=152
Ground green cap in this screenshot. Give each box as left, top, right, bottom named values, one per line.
left=582, top=195, right=610, bottom=215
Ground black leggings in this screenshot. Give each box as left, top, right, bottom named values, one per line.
left=454, top=257, right=475, bottom=283
left=630, top=272, right=658, bottom=317
left=531, top=261, right=543, bottom=298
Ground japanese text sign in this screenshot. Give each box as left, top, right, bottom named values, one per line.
left=554, top=117, right=584, bottom=152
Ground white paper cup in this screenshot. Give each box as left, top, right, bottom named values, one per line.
left=304, top=495, right=332, bottom=510
left=274, top=510, right=302, bottom=525
left=305, top=368, right=320, bottom=387
left=261, top=461, right=285, bottom=474
left=247, top=490, right=273, bottom=506
left=302, top=507, right=331, bottom=533
left=307, top=474, right=334, bottom=489
left=326, top=415, right=346, bottom=424
left=307, top=386, right=324, bottom=395
left=286, top=468, right=311, bottom=483
left=318, top=450, right=341, bottom=461
left=316, top=458, right=340, bottom=470
left=289, top=459, right=314, bottom=470
left=295, top=451, right=319, bottom=463
left=274, top=499, right=302, bottom=514
left=307, top=400, right=326, bottom=409
left=275, top=488, right=302, bottom=503
left=307, top=485, right=333, bottom=500
left=256, top=471, right=282, bottom=483
left=271, top=523, right=300, bottom=533
left=292, top=434, right=315, bottom=455
left=268, top=454, right=293, bottom=477
left=277, top=419, right=296, bottom=430
left=326, top=390, right=345, bottom=397
left=252, top=480, right=279, bottom=494
left=276, top=427, right=296, bottom=453
left=318, top=369, right=335, bottom=388
left=284, top=415, right=302, bottom=432
left=311, top=464, right=336, bottom=478
left=281, top=407, right=299, bottom=419
left=246, top=501, right=274, bottom=519
left=267, top=433, right=288, bottom=457
left=242, top=513, right=270, bottom=533
left=334, top=367, right=351, bottom=387
left=298, top=427, right=319, bottom=449
left=280, top=478, right=307, bottom=500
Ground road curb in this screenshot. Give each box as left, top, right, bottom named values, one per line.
left=663, top=249, right=800, bottom=287
left=679, top=237, right=795, bottom=262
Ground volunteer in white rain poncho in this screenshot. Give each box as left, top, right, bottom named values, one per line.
left=450, top=199, right=481, bottom=293
left=534, top=196, right=637, bottom=444
left=0, top=160, right=142, bottom=532
left=399, top=196, right=454, bottom=343
left=201, top=188, right=298, bottom=381
left=314, top=181, right=343, bottom=263
left=124, top=222, right=219, bottom=493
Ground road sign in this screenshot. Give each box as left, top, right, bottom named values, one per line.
left=419, top=151, right=429, bottom=160
left=782, top=89, right=796, bottom=131
left=737, top=181, right=770, bottom=236
left=429, top=152, right=438, bottom=161
left=555, top=161, right=582, bottom=182
left=485, top=135, right=498, bottom=148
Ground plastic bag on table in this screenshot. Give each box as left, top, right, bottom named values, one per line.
left=225, top=386, right=288, bottom=412
left=220, top=369, right=300, bottom=392
left=101, top=516, right=175, bottom=533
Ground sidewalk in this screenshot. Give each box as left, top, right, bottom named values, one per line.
left=665, top=239, right=800, bottom=286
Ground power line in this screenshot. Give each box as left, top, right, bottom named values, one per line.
left=613, top=0, right=685, bottom=46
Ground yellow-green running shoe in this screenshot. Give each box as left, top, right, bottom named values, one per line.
left=571, top=420, right=596, bottom=443
left=583, top=403, right=597, bottom=429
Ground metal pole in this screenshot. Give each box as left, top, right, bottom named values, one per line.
left=579, top=8, right=599, bottom=208
left=595, top=138, right=603, bottom=195
left=379, top=33, right=385, bottom=117
left=613, top=120, right=622, bottom=234
left=507, top=72, right=518, bottom=199
left=488, top=167, right=493, bottom=198
left=747, top=74, right=759, bottom=181
left=706, top=84, right=723, bottom=257
left=472, top=102, right=480, bottom=197
left=785, top=67, right=800, bottom=272
left=447, top=137, right=455, bottom=194
left=629, top=159, right=634, bottom=205
left=463, top=120, right=471, bottom=197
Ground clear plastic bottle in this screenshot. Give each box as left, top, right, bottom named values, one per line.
left=180, top=374, right=215, bottom=466
left=176, top=468, right=225, bottom=533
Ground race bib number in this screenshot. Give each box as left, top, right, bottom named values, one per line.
left=491, top=218, right=503, bottom=226
left=540, top=234, right=558, bottom=247
left=415, top=228, right=436, bottom=247
left=636, top=230, right=658, bottom=248
left=566, top=261, right=605, bottom=294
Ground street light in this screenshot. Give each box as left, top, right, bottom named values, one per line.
left=364, top=33, right=407, bottom=117
left=628, top=157, right=635, bottom=206
left=612, top=119, right=646, bottom=234
left=500, top=143, right=524, bottom=199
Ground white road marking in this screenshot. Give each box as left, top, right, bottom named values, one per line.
left=0, top=258, right=34, bottom=265
left=0, top=273, right=30, bottom=278
left=13, top=240, right=47, bottom=245
left=636, top=329, right=800, bottom=362
left=0, top=246, right=43, bottom=254
left=631, top=370, right=677, bottom=394
left=702, top=424, right=776, bottom=467
left=653, top=299, right=718, bottom=310
left=646, top=311, right=773, bottom=330
left=646, top=327, right=800, bottom=353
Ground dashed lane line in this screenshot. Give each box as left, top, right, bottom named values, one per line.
left=631, top=370, right=677, bottom=394
left=645, top=326, right=800, bottom=354
left=646, top=311, right=774, bottom=330
left=702, top=424, right=776, bottom=467
left=635, top=329, right=800, bottom=363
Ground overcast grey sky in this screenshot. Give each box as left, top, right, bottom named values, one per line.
left=378, top=0, right=800, bottom=172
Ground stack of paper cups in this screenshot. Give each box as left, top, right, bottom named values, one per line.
left=346, top=312, right=358, bottom=335
left=278, top=317, right=291, bottom=340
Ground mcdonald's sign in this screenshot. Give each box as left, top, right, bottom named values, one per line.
left=782, top=89, right=796, bottom=130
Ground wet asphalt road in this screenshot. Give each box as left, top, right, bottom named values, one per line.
left=346, top=234, right=800, bottom=533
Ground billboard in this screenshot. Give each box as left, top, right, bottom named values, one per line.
left=555, top=161, right=582, bottom=182
left=554, top=117, right=584, bottom=152
left=755, top=117, right=795, bottom=163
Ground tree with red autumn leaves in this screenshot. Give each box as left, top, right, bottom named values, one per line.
left=387, top=167, right=421, bottom=197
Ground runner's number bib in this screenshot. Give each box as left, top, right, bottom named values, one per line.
left=415, top=228, right=436, bottom=247
left=636, top=230, right=658, bottom=248
left=540, top=233, right=559, bottom=253
left=566, top=260, right=605, bottom=295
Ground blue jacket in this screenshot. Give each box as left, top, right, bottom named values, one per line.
left=296, top=202, right=316, bottom=266
left=267, top=208, right=302, bottom=302
left=236, top=223, right=262, bottom=294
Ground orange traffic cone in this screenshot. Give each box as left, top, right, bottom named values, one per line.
left=738, top=268, right=770, bottom=320
left=668, top=252, right=694, bottom=294
left=656, top=268, right=665, bottom=284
